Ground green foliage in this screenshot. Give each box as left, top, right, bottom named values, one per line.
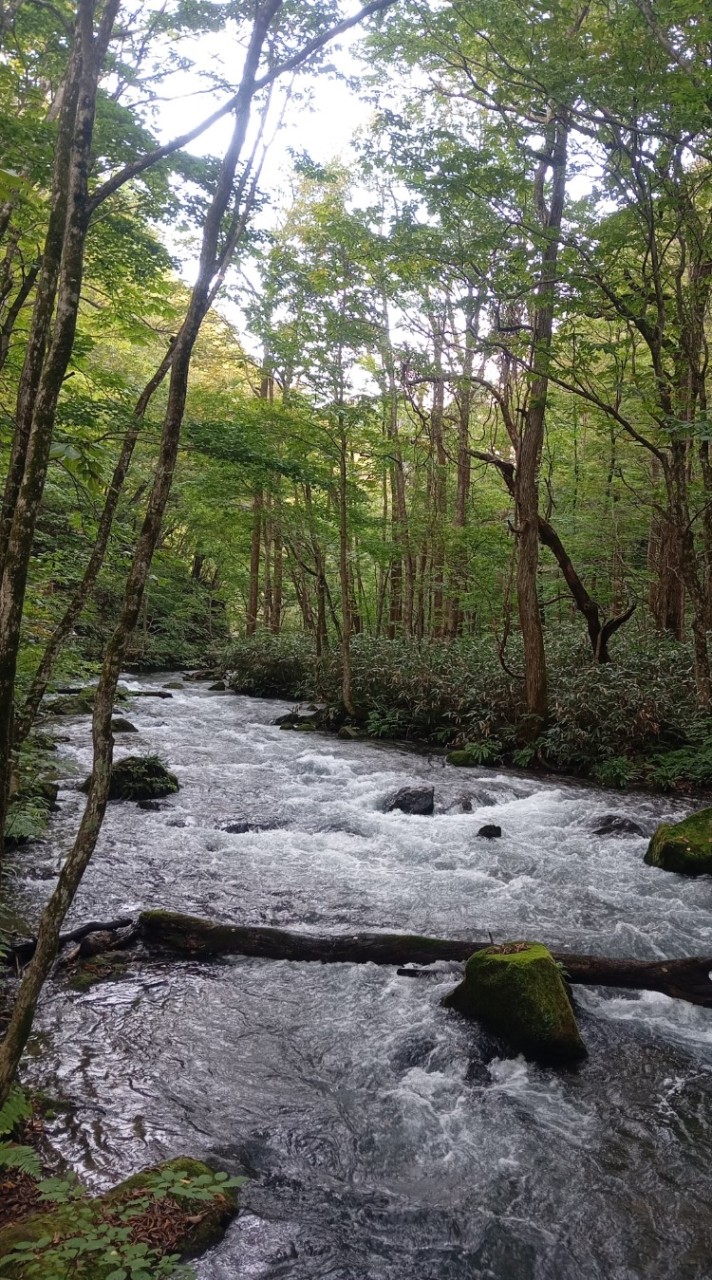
left=0, top=1088, right=32, bottom=1137
left=0, top=1088, right=41, bottom=1181
left=223, top=630, right=710, bottom=791
left=0, top=1162, right=244, bottom=1280
left=0, top=1143, right=42, bottom=1179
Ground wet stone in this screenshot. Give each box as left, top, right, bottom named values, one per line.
left=592, top=814, right=645, bottom=837
left=384, top=786, right=435, bottom=816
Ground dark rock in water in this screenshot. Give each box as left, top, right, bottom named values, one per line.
left=209, top=680, right=226, bottom=691
left=218, top=818, right=278, bottom=834
left=81, top=755, right=179, bottom=802
left=385, top=786, right=435, bottom=816
left=163, top=680, right=184, bottom=690
left=275, top=710, right=318, bottom=731
left=460, top=797, right=473, bottom=813
left=137, top=799, right=167, bottom=812
left=477, top=824, right=502, bottom=838
left=443, top=942, right=586, bottom=1065
left=111, top=717, right=138, bottom=734
left=645, top=807, right=712, bottom=876
left=338, top=725, right=362, bottom=740
left=592, top=814, right=645, bottom=837
left=167, top=816, right=187, bottom=828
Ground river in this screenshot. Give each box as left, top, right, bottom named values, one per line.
left=9, top=677, right=712, bottom=1278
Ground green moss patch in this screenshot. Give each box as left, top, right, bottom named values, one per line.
left=644, top=806, right=712, bottom=876
left=443, top=941, right=587, bottom=1065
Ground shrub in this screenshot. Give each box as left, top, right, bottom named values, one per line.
left=219, top=628, right=710, bottom=791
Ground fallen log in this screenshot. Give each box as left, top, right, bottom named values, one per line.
left=6, top=917, right=134, bottom=965
left=138, top=911, right=712, bottom=1008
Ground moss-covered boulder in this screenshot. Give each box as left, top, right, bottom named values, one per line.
left=0, top=1156, right=239, bottom=1278
left=81, top=755, right=179, bottom=801
left=644, top=806, right=712, bottom=876
left=447, top=748, right=479, bottom=767
left=443, top=942, right=586, bottom=1065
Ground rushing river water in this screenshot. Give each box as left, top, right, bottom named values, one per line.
left=9, top=678, right=712, bottom=1278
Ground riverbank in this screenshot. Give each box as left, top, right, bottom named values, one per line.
left=218, top=632, right=712, bottom=795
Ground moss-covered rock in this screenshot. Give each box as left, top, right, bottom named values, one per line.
left=644, top=806, right=712, bottom=875
left=80, top=755, right=179, bottom=801
left=443, top=942, right=586, bottom=1065
left=446, top=748, right=479, bottom=767
left=0, top=1156, right=239, bottom=1278
left=48, top=688, right=96, bottom=717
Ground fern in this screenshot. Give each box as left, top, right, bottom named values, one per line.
left=0, top=1140, right=42, bottom=1178
left=0, top=1086, right=31, bottom=1137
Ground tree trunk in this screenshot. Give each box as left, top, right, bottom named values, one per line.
left=246, top=489, right=263, bottom=636
left=0, top=0, right=282, bottom=1107
left=516, top=113, right=568, bottom=737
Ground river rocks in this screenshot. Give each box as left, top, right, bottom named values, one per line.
left=477, top=824, right=502, bottom=838
left=111, top=716, right=138, bottom=734
left=385, top=786, right=435, bottom=816
left=275, top=710, right=318, bottom=730
left=592, top=814, right=645, bottom=837
left=163, top=680, right=184, bottom=690
left=0, top=1156, right=239, bottom=1277
left=443, top=942, right=586, bottom=1065
left=644, top=807, right=712, bottom=876
left=81, top=755, right=179, bottom=801
left=209, top=679, right=227, bottom=691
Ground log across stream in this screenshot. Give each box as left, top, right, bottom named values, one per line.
left=11, top=678, right=712, bottom=1280
left=10, top=911, right=712, bottom=1008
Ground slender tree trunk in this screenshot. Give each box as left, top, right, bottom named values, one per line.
left=0, top=1, right=121, bottom=859
left=338, top=415, right=355, bottom=715
left=516, top=113, right=568, bottom=737
left=246, top=489, right=263, bottom=636
left=271, top=499, right=283, bottom=635
left=0, top=0, right=283, bottom=1105
left=14, top=344, right=174, bottom=743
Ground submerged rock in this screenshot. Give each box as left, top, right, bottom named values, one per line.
left=209, top=680, right=227, bottom=691
left=443, top=942, right=586, bottom=1065
left=592, top=814, right=645, bottom=837
left=81, top=755, right=179, bottom=802
left=477, top=824, right=502, bottom=838
left=385, top=786, right=435, bottom=816
left=111, top=716, right=138, bottom=734
left=644, top=807, right=712, bottom=876
left=0, top=1156, right=239, bottom=1277
left=163, top=680, right=184, bottom=690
